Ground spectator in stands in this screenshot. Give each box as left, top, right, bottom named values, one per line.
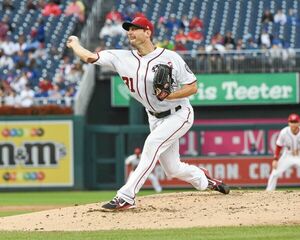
left=30, top=43, right=47, bottom=68
left=0, top=35, right=17, bottom=56
left=13, top=50, right=27, bottom=69
left=15, top=35, right=27, bottom=52
left=53, top=74, right=66, bottom=90
left=48, top=83, right=63, bottom=99
left=0, top=15, right=11, bottom=41
left=64, top=85, right=75, bottom=106
left=10, top=71, right=29, bottom=94
left=287, top=8, right=300, bottom=25
left=164, top=14, right=182, bottom=33
left=187, top=28, right=204, bottom=43
left=126, top=0, right=141, bottom=12
left=65, top=62, right=83, bottom=84
left=42, top=0, right=62, bottom=17
left=258, top=29, right=273, bottom=48
left=245, top=37, right=258, bottom=50
left=105, top=6, right=123, bottom=22
left=26, top=57, right=40, bottom=83
left=99, top=19, right=125, bottom=39
left=2, top=0, right=15, bottom=11
left=0, top=48, right=14, bottom=70
left=211, top=32, right=224, bottom=45
left=30, top=18, right=46, bottom=44
left=123, top=0, right=141, bottom=22
left=272, top=34, right=284, bottom=47
left=64, top=0, right=85, bottom=23
left=235, top=38, right=245, bottom=50
left=38, top=0, right=47, bottom=9
left=60, top=55, right=73, bottom=76
left=156, top=39, right=174, bottom=50
left=233, top=38, right=246, bottom=71
left=38, top=78, right=53, bottom=97
left=205, top=39, right=224, bottom=72
left=180, top=15, right=189, bottom=31
left=223, top=31, right=235, bottom=49
left=174, top=41, right=187, bottom=52
left=26, top=0, right=38, bottom=10
left=261, top=9, right=274, bottom=24
left=99, top=18, right=115, bottom=38
left=274, top=9, right=287, bottom=25
left=269, top=42, right=283, bottom=61
left=175, top=29, right=187, bottom=43
left=19, top=83, right=35, bottom=107
left=205, top=38, right=226, bottom=53
left=189, top=15, right=204, bottom=30
left=4, top=88, right=20, bottom=107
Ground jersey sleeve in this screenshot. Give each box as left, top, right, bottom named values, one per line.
left=92, top=50, right=118, bottom=71
left=276, top=129, right=285, bottom=146
left=173, top=52, right=197, bottom=85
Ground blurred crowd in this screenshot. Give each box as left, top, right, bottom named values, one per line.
left=98, top=2, right=300, bottom=53
left=95, top=2, right=300, bottom=74
left=0, top=0, right=86, bottom=107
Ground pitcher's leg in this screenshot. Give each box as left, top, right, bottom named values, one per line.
left=159, top=141, right=208, bottom=190
left=118, top=113, right=193, bottom=203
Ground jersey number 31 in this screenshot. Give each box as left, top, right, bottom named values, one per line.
left=122, top=76, right=135, bottom=93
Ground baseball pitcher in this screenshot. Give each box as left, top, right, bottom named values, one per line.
left=67, top=16, right=230, bottom=211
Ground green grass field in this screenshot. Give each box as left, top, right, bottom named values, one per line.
left=0, top=190, right=299, bottom=240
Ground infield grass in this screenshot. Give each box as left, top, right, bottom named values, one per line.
left=0, top=226, right=299, bottom=240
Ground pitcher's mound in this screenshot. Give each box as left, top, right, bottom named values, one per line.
left=0, top=190, right=299, bottom=231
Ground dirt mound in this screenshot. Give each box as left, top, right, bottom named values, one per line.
left=0, top=190, right=299, bottom=231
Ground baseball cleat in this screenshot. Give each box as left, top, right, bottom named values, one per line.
left=200, top=167, right=230, bottom=194
left=102, top=196, right=136, bottom=211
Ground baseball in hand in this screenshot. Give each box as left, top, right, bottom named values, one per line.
left=67, top=36, right=79, bottom=48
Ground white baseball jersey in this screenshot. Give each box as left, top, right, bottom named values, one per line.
left=266, top=126, right=300, bottom=190
left=276, top=126, right=300, bottom=157
left=93, top=47, right=197, bottom=112
left=93, top=47, right=209, bottom=204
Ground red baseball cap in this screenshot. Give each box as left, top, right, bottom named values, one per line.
left=122, top=17, right=154, bottom=36
left=288, top=113, right=300, bottom=122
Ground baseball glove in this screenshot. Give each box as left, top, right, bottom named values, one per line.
left=153, top=64, right=173, bottom=101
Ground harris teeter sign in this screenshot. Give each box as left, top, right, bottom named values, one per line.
left=189, top=73, right=299, bottom=105
left=112, top=73, right=299, bottom=106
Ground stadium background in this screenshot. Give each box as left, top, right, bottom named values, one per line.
left=1, top=0, right=300, bottom=191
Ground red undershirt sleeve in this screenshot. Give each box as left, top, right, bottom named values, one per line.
left=274, top=145, right=282, bottom=160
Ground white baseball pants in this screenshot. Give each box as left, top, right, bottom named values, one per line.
left=266, top=154, right=300, bottom=191
left=117, top=106, right=208, bottom=204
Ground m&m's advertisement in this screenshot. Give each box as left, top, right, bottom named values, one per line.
left=0, top=120, right=74, bottom=187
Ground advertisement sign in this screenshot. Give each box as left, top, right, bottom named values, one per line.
left=112, top=73, right=299, bottom=106
left=189, top=73, right=299, bottom=105
left=179, top=118, right=285, bottom=156
left=137, top=157, right=300, bottom=188
left=0, top=121, right=74, bottom=187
